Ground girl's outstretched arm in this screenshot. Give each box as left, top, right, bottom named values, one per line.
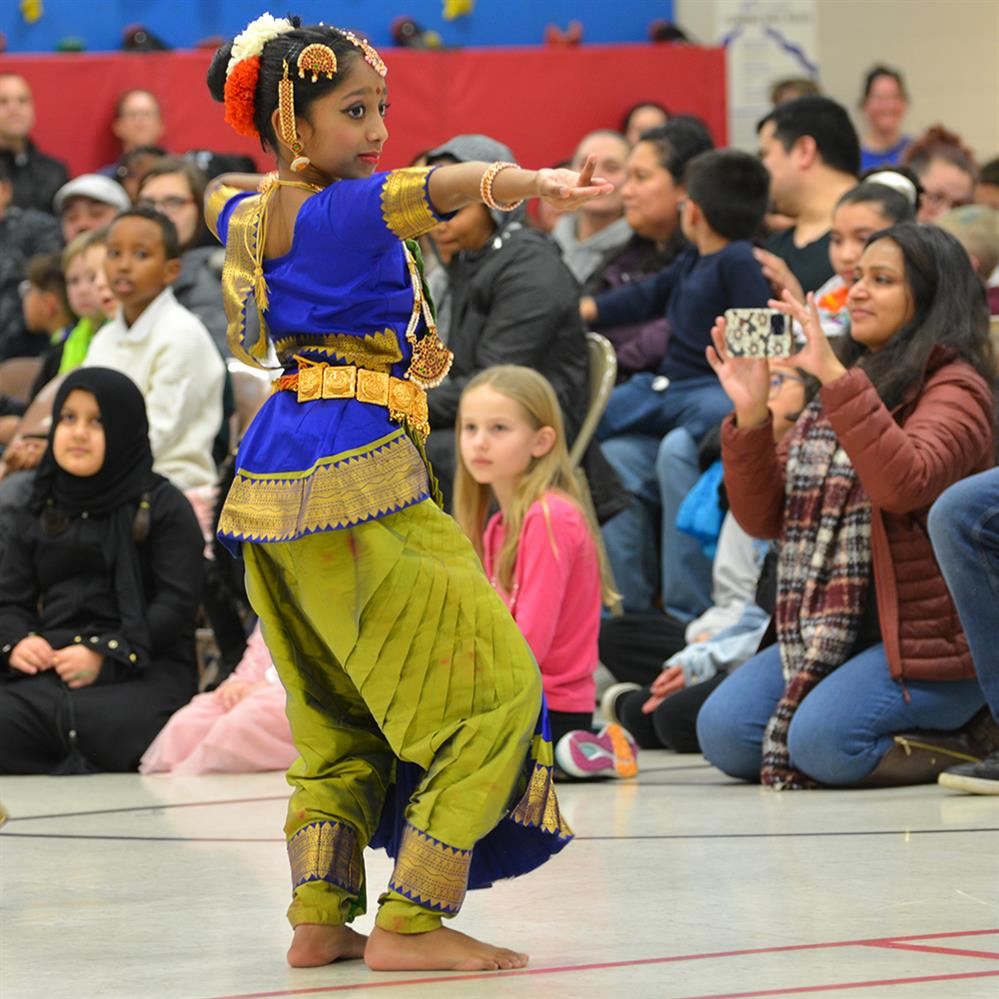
left=426, top=155, right=613, bottom=215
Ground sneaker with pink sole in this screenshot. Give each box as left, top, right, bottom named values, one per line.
left=554, top=723, right=639, bottom=779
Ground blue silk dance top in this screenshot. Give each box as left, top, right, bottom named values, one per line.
left=206, top=167, right=453, bottom=552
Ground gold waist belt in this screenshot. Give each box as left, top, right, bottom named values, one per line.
left=273, top=362, right=430, bottom=437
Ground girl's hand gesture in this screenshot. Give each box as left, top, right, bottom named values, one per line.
left=753, top=248, right=805, bottom=305
left=705, top=316, right=771, bottom=428
left=641, top=664, right=686, bottom=714
left=769, top=290, right=847, bottom=386
left=52, top=646, right=103, bottom=689
left=9, top=635, right=55, bottom=675
left=536, top=154, right=614, bottom=209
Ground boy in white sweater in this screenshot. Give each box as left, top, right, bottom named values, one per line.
left=86, top=206, right=224, bottom=490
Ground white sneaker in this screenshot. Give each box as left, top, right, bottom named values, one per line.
left=600, top=682, right=642, bottom=726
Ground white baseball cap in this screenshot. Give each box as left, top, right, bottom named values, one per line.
left=54, top=174, right=131, bottom=214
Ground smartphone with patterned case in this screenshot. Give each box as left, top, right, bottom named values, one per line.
left=723, top=308, right=793, bottom=358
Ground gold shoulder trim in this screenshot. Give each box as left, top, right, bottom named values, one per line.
left=219, top=193, right=273, bottom=368
left=204, top=183, right=242, bottom=241
left=288, top=820, right=362, bottom=895
left=388, top=823, right=472, bottom=914
left=219, top=429, right=429, bottom=542
left=381, top=167, right=440, bottom=241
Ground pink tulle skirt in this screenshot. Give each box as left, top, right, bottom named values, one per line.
left=139, top=683, right=296, bottom=776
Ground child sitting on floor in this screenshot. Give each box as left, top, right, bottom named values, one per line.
left=455, top=365, right=637, bottom=779
left=140, top=622, right=295, bottom=776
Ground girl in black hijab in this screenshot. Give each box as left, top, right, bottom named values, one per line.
left=0, top=368, right=205, bottom=774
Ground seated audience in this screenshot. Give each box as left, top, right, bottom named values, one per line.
left=99, top=89, right=167, bottom=180
left=0, top=368, right=202, bottom=774
left=602, top=362, right=813, bottom=752
left=0, top=73, right=69, bottom=215
left=0, top=253, right=74, bottom=444
left=858, top=65, right=911, bottom=171
left=756, top=172, right=918, bottom=337
left=140, top=623, right=295, bottom=776
left=583, top=118, right=713, bottom=378
left=621, top=101, right=669, bottom=146
left=552, top=130, right=632, bottom=285
left=975, top=156, right=999, bottom=211
left=934, top=204, right=999, bottom=315
left=423, top=134, right=588, bottom=506
left=0, top=159, right=62, bottom=360
left=55, top=174, right=130, bottom=243
left=137, top=157, right=227, bottom=350
left=115, top=144, right=167, bottom=203
left=60, top=230, right=112, bottom=375
left=903, top=125, right=977, bottom=221
left=758, top=97, right=860, bottom=293
left=770, top=77, right=821, bottom=106
left=930, top=469, right=999, bottom=794
left=455, top=365, right=636, bottom=780
left=585, top=150, right=772, bottom=615
left=698, top=223, right=996, bottom=789
left=84, top=208, right=225, bottom=491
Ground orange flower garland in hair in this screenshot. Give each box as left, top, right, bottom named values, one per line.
left=222, top=12, right=295, bottom=138
left=224, top=56, right=262, bottom=137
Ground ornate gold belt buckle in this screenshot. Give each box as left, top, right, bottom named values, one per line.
left=356, top=369, right=390, bottom=406
left=322, top=365, right=357, bottom=399
left=297, top=365, right=324, bottom=403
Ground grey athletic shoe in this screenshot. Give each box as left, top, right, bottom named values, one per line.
left=939, top=750, right=999, bottom=795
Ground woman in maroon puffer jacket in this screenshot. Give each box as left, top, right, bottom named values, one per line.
left=696, top=222, right=996, bottom=789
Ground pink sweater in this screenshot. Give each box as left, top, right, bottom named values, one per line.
left=483, top=492, right=600, bottom=714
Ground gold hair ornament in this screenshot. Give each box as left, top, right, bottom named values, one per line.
left=340, top=30, right=388, bottom=77
left=297, top=43, right=338, bottom=82
left=277, top=59, right=310, bottom=172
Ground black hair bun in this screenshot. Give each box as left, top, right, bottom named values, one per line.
left=206, top=41, right=234, bottom=103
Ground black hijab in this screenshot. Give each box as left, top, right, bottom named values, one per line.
left=31, top=367, right=163, bottom=666
left=33, top=367, right=158, bottom=517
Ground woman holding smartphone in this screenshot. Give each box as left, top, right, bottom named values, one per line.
left=697, top=222, right=996, bottom=789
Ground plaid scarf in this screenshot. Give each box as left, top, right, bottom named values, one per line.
left=762, top=399, right=872, bottom=789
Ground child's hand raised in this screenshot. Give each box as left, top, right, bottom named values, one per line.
left=536, top=154, right=614, bottom=209
left=705, top=316, right=771, bottom=428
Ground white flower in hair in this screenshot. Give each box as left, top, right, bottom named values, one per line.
left=226, top=12, right=295, bottom=78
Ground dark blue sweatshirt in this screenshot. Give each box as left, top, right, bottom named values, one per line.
left=594, top=240, right=771, bottom=382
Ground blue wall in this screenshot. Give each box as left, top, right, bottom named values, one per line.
left=2, top=0, right=674, bottom=53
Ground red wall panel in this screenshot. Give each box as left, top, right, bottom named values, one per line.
left=2, top=45, right=726, bottom=178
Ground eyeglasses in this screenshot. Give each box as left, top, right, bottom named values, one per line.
left=768, top=371, right=805, bottom=398
left=137, top=196, right=194, bottom=213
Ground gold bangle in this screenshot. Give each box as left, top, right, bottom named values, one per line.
left=480, top=161, right=523, bottom=212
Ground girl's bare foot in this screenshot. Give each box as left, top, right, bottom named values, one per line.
left=287, top=924, right=368, bottom=967
left=364, top=925, right=528, bottom=972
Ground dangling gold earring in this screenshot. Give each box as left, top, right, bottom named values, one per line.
left=278, top=59, right=310, bottom=172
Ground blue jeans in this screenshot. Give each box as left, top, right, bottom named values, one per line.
left=598, top=375, right=731, bottom=616
left=601, top=429, right=714, bottom=619
left=929, top=468, right=999, bottom=719
left=597, top=373, right=732, bottom=443
left=696, top=642, right=985, bottom=785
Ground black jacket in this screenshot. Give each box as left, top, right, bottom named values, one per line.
left=0, top=479, right=203, bottom=675
left=428, top=222, right=588, bottom=434
left=0, top=140, right=69, bottom=216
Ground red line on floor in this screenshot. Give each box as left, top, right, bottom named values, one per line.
left=197, top=928, right=999, bottom=999
left=862, top=939, right=999, bottom=960
left=681, top=969, right=999, bottom=999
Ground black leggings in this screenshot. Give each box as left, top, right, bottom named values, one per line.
left=617, top=673, right=726, bottom=752
left=548, top=710, right=594, bottom=748
left=598, top=612, right=689, bottom=687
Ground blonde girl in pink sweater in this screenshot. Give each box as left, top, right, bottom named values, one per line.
left=455, top=365, right=637, bottom=779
